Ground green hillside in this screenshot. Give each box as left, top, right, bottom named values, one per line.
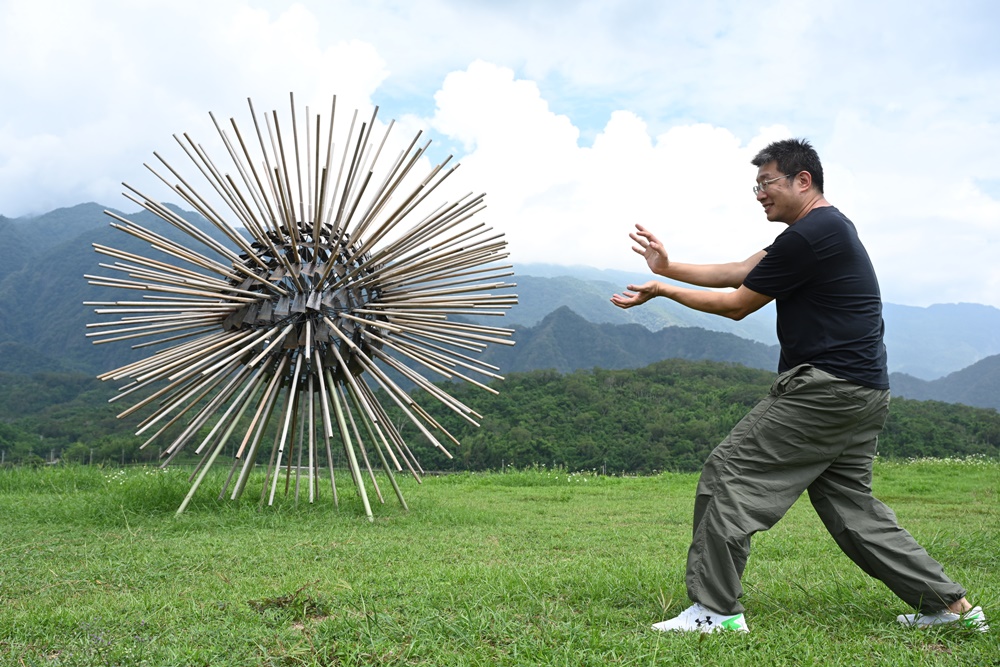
left=2, top=360, right=997, bottom=472
left=400, top=361, right=1000, bottom=473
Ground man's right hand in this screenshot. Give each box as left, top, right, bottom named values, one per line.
left=630, top=224, right=670, bottom=276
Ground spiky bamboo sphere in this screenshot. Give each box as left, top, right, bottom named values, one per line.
left=85, top=94, right=517, bottom=519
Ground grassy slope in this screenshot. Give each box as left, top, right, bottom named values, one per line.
left=0, top=461, right=996, bottom=666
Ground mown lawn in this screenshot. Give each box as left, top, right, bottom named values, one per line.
left=0, top=459, right=997, bottom=666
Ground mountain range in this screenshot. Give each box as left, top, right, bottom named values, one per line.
left=1, top=203, right=998, bottom=411
left=502, top=264, right=1000, bottom=381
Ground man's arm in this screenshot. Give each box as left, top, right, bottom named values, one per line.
left=610, top=282, right=773, bottom=321
left=660, top=253, right=767, bottom=289
left=629, top=224, right=766, bottom=288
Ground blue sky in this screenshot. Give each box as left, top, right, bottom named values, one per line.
left=1, top=0, right=998, bottom=308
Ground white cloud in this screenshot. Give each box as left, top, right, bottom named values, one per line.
left=0, top=0, right=998, bottom=308
left=0, top=0, right=389, bottom=214
left=428, top=63, right=790, bottom=273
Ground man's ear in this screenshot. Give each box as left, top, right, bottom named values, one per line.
left=793, top=170, right=813, bottom=192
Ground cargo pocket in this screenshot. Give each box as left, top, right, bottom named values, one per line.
left=770, top=363, right=813, bottom=397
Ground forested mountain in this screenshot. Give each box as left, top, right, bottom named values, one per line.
left=510, top=264, right=1000, bottom=381
left=2, top=361, right=997, bottom=471
left=502, top=264, right=779, bottom=345
left=1, top=205, right=997, bottom=474
left=881, top=302, right=1000, bottom=380
left=476, top=308, right=1000, bottom=411
left=0, top=203, right=232, bottom=375
left=890, top=354, right=1000, bottom=411
left=2, top=204, right=1000, bottom=407
left=476, top=306, right=777, bottom=374
left=402, top=362, right=1000, bottom=473
left=495, top=273, right=780, bottom=349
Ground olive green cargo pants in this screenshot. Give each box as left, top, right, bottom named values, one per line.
left=686, top=364, right=967, bottom=615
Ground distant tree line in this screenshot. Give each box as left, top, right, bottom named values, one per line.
left=400, top=361, right=1000, bottom=473
left=2, top=361, right=999, bottom=470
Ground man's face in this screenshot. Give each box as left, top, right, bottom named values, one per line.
left=754, top=161, right=798, bottom=223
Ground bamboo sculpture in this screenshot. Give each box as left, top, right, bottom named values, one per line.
left=85, top=94, right=517, bottom=519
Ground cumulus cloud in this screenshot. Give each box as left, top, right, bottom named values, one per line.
left=429, top=62, right=790, bottom=271
left=0, top=0, right=388, bottom=214
left=420, top=56, right=1000, bottom=307
left=0, top=0, right=997, bottom=308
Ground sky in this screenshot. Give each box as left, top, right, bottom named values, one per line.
left=1, top=0, right=998, bottom=308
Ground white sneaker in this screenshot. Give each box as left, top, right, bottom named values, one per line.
left=652, top=603, right=749, bottom=633
left=897, top=606, right=988, bottom=632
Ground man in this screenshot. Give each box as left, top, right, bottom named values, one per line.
left=610, top=138, right=986, bottom=634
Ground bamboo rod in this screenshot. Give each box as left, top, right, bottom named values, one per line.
left=158, top=361, right=249, bottom=465
left=86, top=317, right=217, bottom=339
left=394, top=332, right=504, bottom=379
left=267, top=354, right=303, bottom=506
left=347, top=129, right=424, bottom=245
left=258, top=409, right=285, bottom=507
left=378, top=333, right=503, bottom=390
left=173, top=132, right=261, bottom=238
left=344, top=381, right=407, bottom=509
left=289, top=93, right=306, bottom=226
left=96, top=260, right=262, bottom=298
left=284, top=388, right=301, bottom=499
left=324, top=108, right=357, bottom=233
left=85, top=276, right=258, bottom=304
left=94, top=228, right=235, bottom=282
left=175, top=368, right=263, bottom=515
left=313, top=348, right=338, bottom=506
left=263, top=117, right=294, bottom=241
left=323, top=323, right=451, bottom=456
left=100, top=329, right=231, bottom=383
left=316, top=95, right=337, bottom=234
left=241, top=97, right=283, bottom=237
left=134, top=366, right=233, bottom=444
left=268, top=108, right=299, bottom=248
left=293, top=390, right=307, bottom=504
left=93, top=232, right=234, bottom=284
left=334, top=110, right=376, bottom=234
left=360, top=381, right=424, bottom=477
left=191, top=361, right=271, bottom=456
left=338, top=382, right=384, bottom=504
left=327, top=370, right=373, bottom=521
left=153, top=143, right=261, bottom=263
left=209, top=111, right=273, bottom=238
left=307, top=373, right=316, bottom=504
left=372, top=348, right=480, bottom=427
left=131, top=326, right=219, bottom=350
left=342, top=369, right=403, bottom=472
left=231, top=357, right=288, bottom=500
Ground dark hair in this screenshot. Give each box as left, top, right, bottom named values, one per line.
left=751, top=138, right=824, bottom=194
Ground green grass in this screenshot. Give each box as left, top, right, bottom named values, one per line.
left=0, top=460, right=997, bottom=666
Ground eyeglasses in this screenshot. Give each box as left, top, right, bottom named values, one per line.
left=753, top=173, right=794, bottom=195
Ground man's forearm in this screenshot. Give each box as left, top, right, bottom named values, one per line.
left=659, top=262, right=747, bottom=288
left=658, top=250, right=767, bottom=289
left=657, top=282, right=770, bottom=321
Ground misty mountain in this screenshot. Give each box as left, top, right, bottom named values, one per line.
left=890, top=354, right=1000, bottom=411
left=466, top=308, right=1000, bottom=413
left=881, top=303, right=1000, bottom=380
left=0, top=203, right=232, bottom=375
left=475, top=306, right=778, bottom=375
left=509, top=263, right=1000, bottom=381
left=502, top=264, right=779, bottom=347
left=2, top=204, right=999, bottom=410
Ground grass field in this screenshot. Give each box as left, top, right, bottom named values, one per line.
left=0, top=459, right=997, bottom=666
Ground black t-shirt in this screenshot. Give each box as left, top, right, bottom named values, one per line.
left=743, top=206, right=889, bottom=389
